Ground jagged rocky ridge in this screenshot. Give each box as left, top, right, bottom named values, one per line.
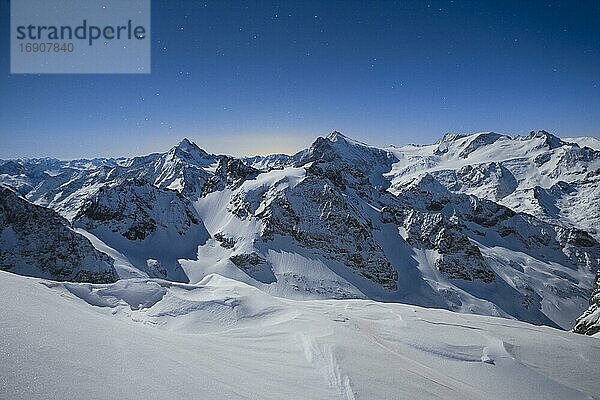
left=390, top=130, right=600, bottom=239
left=0, top=186, right=117, bottom=283
left=72, top=177, right=210, bottom=281
left=1, top=131, right=599, bottom=331
left=74, top=178, right=202, bottom=241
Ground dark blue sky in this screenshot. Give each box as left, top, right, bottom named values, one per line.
left=1, top=0, right=599, bottom=158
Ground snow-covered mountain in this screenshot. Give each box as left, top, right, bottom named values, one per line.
left=387, top=130, right=600, bottom=239
left=72, top=177, right=210, bottom=281
left=1, top=131, right=599, bottom=331
left=242, top=153, right=293, bottom=170
left=0, top=186, right=117, bottom=283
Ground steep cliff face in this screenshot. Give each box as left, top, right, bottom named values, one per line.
left=202, top=156, right=259, bottom=196
left=574, top=269, right=600, bottom=336
left=73, top=178, right=210, bottom=281
left=0, top=186, right=117, bottom=283
left=255, top=173, right=398, bottom=291
left=74, top=178, right=202, bottom=241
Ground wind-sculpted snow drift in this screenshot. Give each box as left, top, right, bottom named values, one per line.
left=0, top=271, right=598, bottom=400
left=1, top=131, right=599, bottom=331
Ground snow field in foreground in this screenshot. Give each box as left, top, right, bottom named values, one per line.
left=0, top=270, right=598, bottom=400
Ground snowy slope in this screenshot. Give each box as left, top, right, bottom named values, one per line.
left=386, top=130, right=600, bottom=239
left=565, top=136, right=600, bottom=151
left=1, top=270, right=598, bottom=400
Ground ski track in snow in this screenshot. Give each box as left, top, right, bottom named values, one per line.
left=298, top=332, right=356, bottom=400
left=1, top=271, right=598, bottom=400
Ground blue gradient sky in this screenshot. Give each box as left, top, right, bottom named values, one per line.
left=1, top=0, right=599, bottom=158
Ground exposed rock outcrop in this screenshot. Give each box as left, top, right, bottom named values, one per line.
left=0, top=186, right=117, bottom=283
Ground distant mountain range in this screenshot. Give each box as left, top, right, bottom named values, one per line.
left=1, top=130, right=599, bottom=333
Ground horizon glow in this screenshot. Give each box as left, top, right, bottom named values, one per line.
left=1, top=0, right=599, bottom=159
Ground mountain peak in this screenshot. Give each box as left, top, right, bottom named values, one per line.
left=293, top=131, right=396, bottom=178
left=306, top=131, right=377, bottom=157
left=168, top=138, right=211, bottom=162
left=176, top=137, right=199, bottom=150
left=436, top=133, right=467, bottom=144
left=526, top=130, right=566, bottom=149
left=324, top=131, right=374, bottom=149
left=326, top=130, right=347, bottom=142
